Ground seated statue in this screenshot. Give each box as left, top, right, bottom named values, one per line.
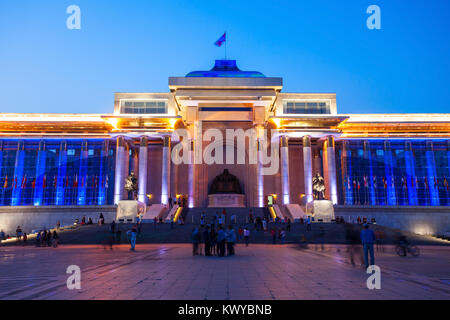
left=209, top=169, right=242, bottom=194
left=312, top=172, right=326, bottom=200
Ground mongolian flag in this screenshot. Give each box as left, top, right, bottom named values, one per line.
left=357, top=180, right=361, bottom=191
left=382, top=177, right=387, bottom=189
left=42, top=174, right=47, bottom=189
left=73, top=175, right=78, bottom=188
left=3, top=175, right=7, bottom=189
left=415, top=176, right=419, bottom=189
left=214, top=32, right=226, bottom=47
left=21, top=176, right=27, bottom=189
left=411, top=177, right=415, bottom=188
left=31, top=178, right=36, bottom=189
left=373, top=176, right=377, bottom=188
left=424, top=177, right=428, bottom=189
left=444, top=177, right=449, bottom=191
left=104, top=175, right=109, bottom=189
left=53, top=176, right=57, bottom=188
left=65, top=175, right=69, bottom=187
left=402, top=177, right=407, bottom=189
left=347, top=176, right=351, bottom=190
left=13, top=176, right=18, bottom=189
left=434, top=177, right=438, bottom=188
left=364, top=176, right=368, bottom=188
left=94, top=175, right=98, bottom=188
left=92, top=176, right=95, bottom=188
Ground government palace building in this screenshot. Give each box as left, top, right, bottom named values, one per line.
left=0, top=60, right=449, bottom=236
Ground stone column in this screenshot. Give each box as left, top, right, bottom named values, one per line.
left=55, top=140, right=67, bottom=206
left=404, top=141, right=418, bottom=205
left=33, top=140, right=46, bottom=206
left=363, top=140, right=376, bottom=205
left=114, top=136, right=126, bottom=205
left=138, top=136, right=148, bottom=203
left=323, top=136, right=338, bottom=204
left=97, top=140, right=108, bottom=205
left=303, top=136, right=313, bottom=203
left=280, top=136, right=290, bottom=205
left=161, top=136, right=171, bottom=205
left=383, top=140, right=396, bottom=205
left=188, top=139, right=195, bottom=208
left=426, top=140, right=439, bottom=206
left=256, top=138, right=264, bottom=207
left=77, top=140, right=88, bottom=205
left=12, top=140, right=25, bottom=206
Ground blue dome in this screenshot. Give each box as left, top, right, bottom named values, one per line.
left=186, top=60, right=265, bottom=78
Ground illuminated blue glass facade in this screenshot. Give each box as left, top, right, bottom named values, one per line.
left=0, top=139, right=116, bottom=206
left=337, top=140, right=450, bottom=206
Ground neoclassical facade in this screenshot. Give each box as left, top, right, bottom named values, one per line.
left=0, top=59, right=450, bottom=210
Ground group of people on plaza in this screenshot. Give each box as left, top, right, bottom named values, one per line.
left=192, top=224, right=242, bottom=257
left=35, top=229, right=59, bottom=248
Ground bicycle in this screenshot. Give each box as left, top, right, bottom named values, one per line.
left=395, top=243, right=420, bottom=257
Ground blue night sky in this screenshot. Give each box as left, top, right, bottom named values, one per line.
left=0, top=0, right=449, bottom=115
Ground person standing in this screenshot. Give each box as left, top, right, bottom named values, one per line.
left=52, top=231, right=59, bottom=248
left=0, top=229, right=5, bottom=241
left=191, top=228, right=200, bottom=256
left=46, top=231, right=52, bottom=247
left=217, top=226, right=226, bottom=257
left=168, top=196, right=173, bottom=209
left=203, top=226, right=211, bottom=256
left=130, top=227, right=137, bottom=251
left=360, top=224, right=375, bottom=268
left=210, top=227, right=217, bottom=256
left=271, top=228, right=276, bottom=244
left=280, top=228, right=286, bottom=244
left=22, top=233, right=28, bottom=246
left=226, top=226, right=236, bottom=256
left=16, top=226, right=23, bottom=242
left=110, top=220, right=116, bottom=234
left=238, top=227, right=243, bottom=242
left=307, top=216, right=312, bottom=231
left=244, top=227, right=250, bottom=247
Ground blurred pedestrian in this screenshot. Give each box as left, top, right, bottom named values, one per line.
left=226, top=226, right=236, bottom=256
left=191, top=227, right=200, bottom=256
left=244, top=227, right=250, bottom=247
left=52, top=231, right=59, bottom=248
left=130, top=227, right=137, bottom=251
left=360, top=224, right=375, bottom=268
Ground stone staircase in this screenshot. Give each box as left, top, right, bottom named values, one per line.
left=40, top=220, right=447, bottom=246
left=182, top=207, right=270, bottom=225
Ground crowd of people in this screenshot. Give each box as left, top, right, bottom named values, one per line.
left=192, top=224, right=242, bottom=257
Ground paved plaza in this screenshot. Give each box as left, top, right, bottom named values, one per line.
left=0, top=243, right=449, bottom=300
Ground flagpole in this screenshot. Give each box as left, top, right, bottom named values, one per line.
left=225, top=33, right=227, bottom=59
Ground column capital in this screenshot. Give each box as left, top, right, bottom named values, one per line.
left=280, top=135, right=289, bottom=147
left=302, top=135, right=311, bottom=147
left=326, top=136, right=335, bottom=148
left=163, top=136, right=171, bottom=148
left=405, top=140, right=413, bottom=151
left=140, top=136, right=148, bottom=147
left=116, top=135, right=125, bottom=147
left=38, top=140, right=46, bottom=151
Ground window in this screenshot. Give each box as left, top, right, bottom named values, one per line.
left=120, top=100, right=167, bottom=114
left=283, top=101, right=330, bottom=114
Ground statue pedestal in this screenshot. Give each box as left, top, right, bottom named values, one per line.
left=306, top=200, right=335, bottom=222
left=116, top=200, right=145, bottom=223
left=208, top=194, right=245, bottom=208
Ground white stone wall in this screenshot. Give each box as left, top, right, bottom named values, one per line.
left=335, top=206, right=450, bottom=235
left=0, top=206, right=116, bottom=236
